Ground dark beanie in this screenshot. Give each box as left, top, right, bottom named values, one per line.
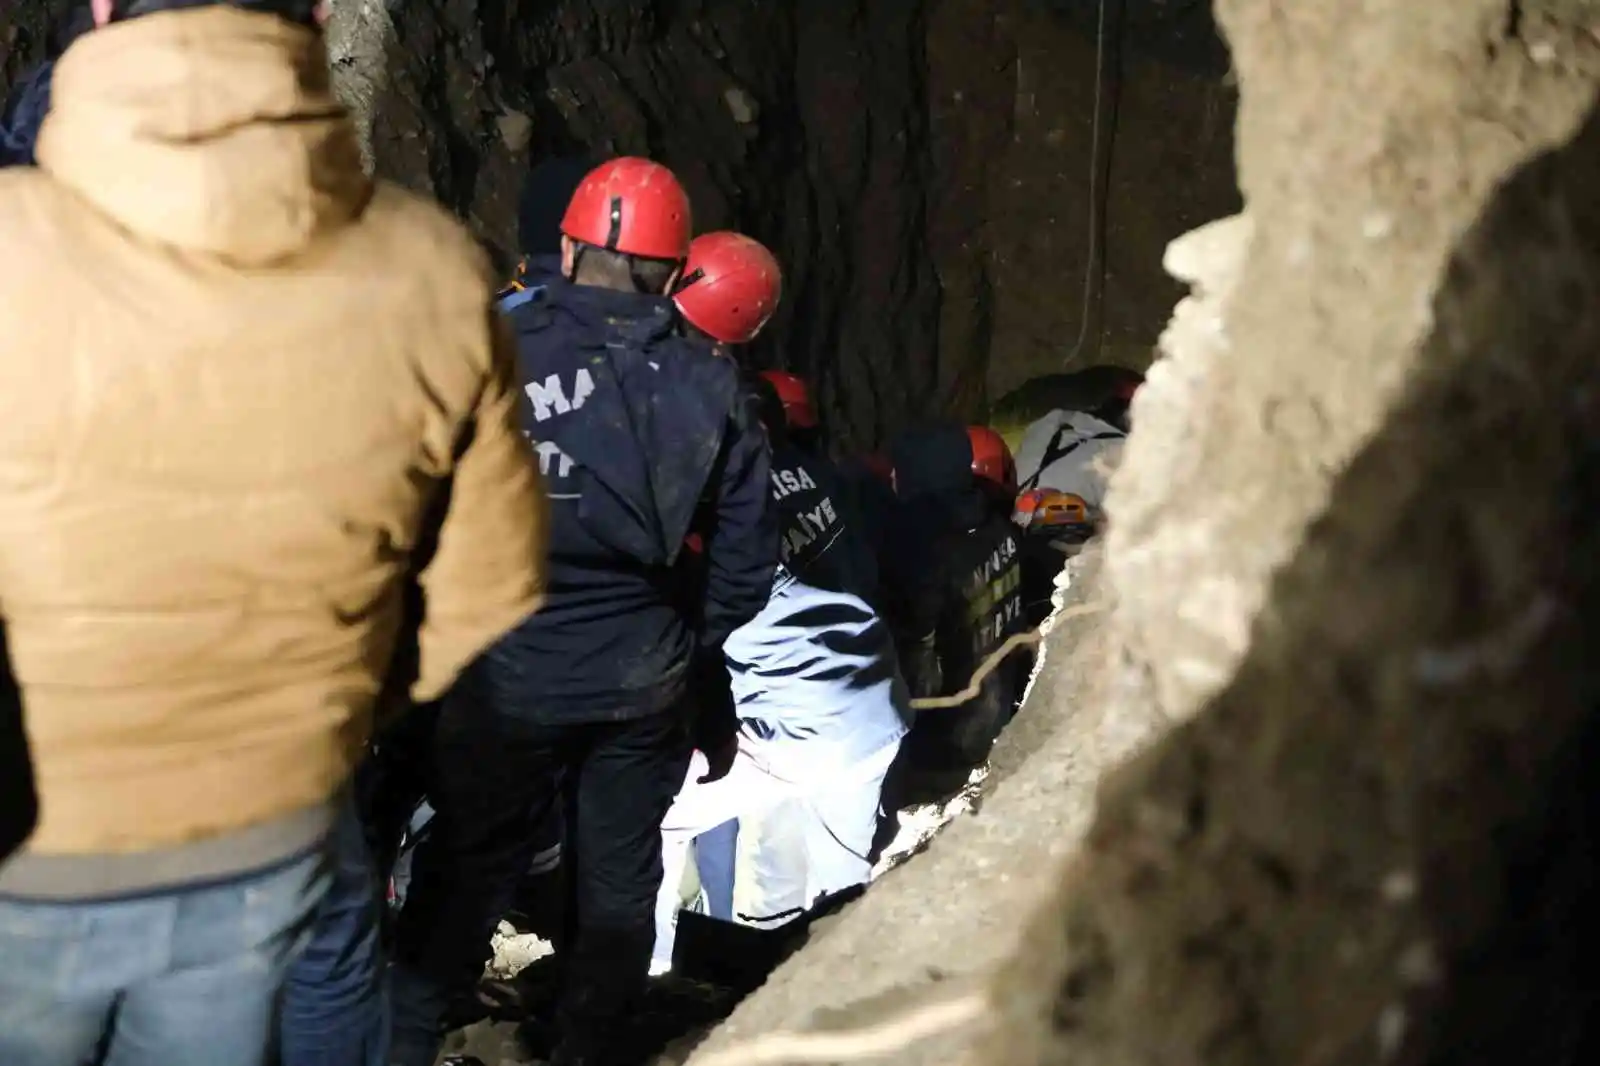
left=119, top=0, right=321, bottom=25
left=519, top=155, right=595, bottom=256
left=889, top=421, right=975, bottom=501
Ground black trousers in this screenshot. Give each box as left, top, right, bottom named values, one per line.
left=356, top=700, right=442, bottom=887
left=392, top=693, right=692, bottom=1061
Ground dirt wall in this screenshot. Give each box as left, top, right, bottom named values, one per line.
left=320, top=0, right=1239, bottom=444
left=988, top=1, right=1600, bottom=1063
left=684, top=4, right=1600, bottom=1065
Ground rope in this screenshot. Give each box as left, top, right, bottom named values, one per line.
left=1062, top=0, right=1113, bottom=369
left=907, top=600, right=1109, bottom=711
left=690, top=991, right=991, bottom=1066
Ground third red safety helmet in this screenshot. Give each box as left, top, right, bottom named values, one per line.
left=860, top=452, right=894, bottom=486
left=759, top=370, right=818, bottom=431
left=673, top=232, right=783, bottom=344
left=560, top=157, right=693, bottom=261
left=967, top=425, right=1018, bottom=498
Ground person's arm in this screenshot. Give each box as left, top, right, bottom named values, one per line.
left=881, top=526, right=948, bottom=699
left=895, top=585, right=946, bottom=701
left=412, top=314, right=549, bottom=702
left=691, top=404, right=778, bottom=763
left=698, top=407, right=778, bottom=655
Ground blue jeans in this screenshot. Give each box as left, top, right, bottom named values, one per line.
left=278, top=795, right=389, bottom=1066
left=0, top=848, right=330, bottom=1066
left=694, top=819, right=739, bottom=920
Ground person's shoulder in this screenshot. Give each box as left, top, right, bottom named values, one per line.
left=646, top=329, right=734, bottom=380
left=357, top=182, right=496, bottom=296
left=0, top=168, right=81, bottom=286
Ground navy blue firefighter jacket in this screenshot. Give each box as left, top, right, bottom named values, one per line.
left=0, top=61, right=53, bottom=168
left=460, top=277, right=778, bottom=724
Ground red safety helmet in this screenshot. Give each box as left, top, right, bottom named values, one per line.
left=967, top=426, right=1017, bottom=498
left=560, top=157, right=693, bottom=261
left=674, top=232, right=783, bottom=345
left=859, top=452, right=894, bottom=485
left=759, top=370, right=818, bottom=431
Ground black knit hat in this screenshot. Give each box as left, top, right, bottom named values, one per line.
left=117, top=0, right=321, bottom=25
left=518, top=155, right=596, bottom=257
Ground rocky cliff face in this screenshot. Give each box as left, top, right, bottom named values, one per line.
left=2, top=0, right=1239, bottom=449
left=331, top=0, right=1238, bottom=444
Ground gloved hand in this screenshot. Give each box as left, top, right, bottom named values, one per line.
left=687, top=644, right=738, bottom=760
left=697, top=735, right=738, bottom=784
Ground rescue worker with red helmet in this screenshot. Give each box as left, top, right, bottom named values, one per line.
left=674, top=230, right=783, bottom=346
left=676, top=233, right=893, bottom=616
left=759, top=370, right=819, bottom=445
left=389, top=160, right=778, bottom=1066
left=655, top=249, right=908, bottom=970
left=876, top=422, right=1029, bottom=820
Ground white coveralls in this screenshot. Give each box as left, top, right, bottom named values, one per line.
left=652, top=572, right=909, bottom=971
left=1012, top=409, right=1127, bottom=505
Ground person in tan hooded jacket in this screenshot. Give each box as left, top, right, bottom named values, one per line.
left=0, top=1, right=548, bottom=1064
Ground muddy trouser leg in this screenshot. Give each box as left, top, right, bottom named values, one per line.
left=387, top=698, right=564, bottom=1066
left=738, top=739, right=902, bottom=928
left=505, top=804, right=566, bottom=945
left=558, top=711, right=693, bottom=1064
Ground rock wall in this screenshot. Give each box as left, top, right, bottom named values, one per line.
left=323, top=0, right=1238, bottom=445
left=1106, top=0, right=1600, bottom=728
left=684, top=2, right=1600, bottom=1064
left=942, top=0, right=1239, bottom=403
left=988, top=0, right=1600, bottom=1063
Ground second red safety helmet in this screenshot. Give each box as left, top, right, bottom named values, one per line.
left=560, top=157, right=693, bottom=261
left=759, top=370, right=818, bottom=431
left=674, top=232, right=783, bottom=344
left=967, top=426, right=1018, bottom=498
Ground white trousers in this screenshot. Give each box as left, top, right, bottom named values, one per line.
left=652, top=736, right=900, bottom=970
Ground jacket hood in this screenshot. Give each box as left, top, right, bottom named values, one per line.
left=37, top=8, right=370, bottom=264
left=891, top=422, right=973, bottom=501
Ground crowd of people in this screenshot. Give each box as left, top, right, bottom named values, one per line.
left=0, top=4, right=1143, bottom=1066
